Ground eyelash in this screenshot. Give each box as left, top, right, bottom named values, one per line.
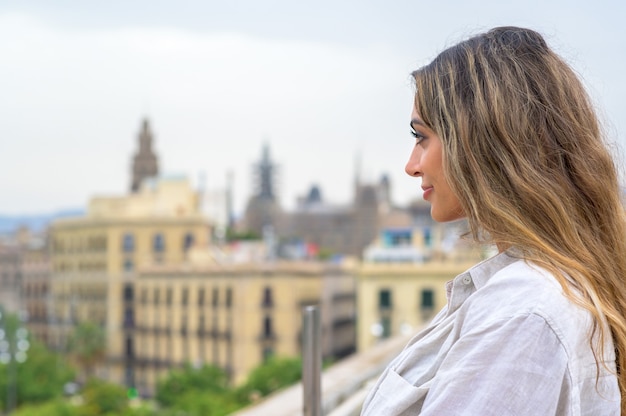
left=410, top=129, right=426, bottom=145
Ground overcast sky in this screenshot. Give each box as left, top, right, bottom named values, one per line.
left=1, top=0, right=624, bottom=217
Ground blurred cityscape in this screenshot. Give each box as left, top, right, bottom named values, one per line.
left=0, top=118, right=489, bottom=415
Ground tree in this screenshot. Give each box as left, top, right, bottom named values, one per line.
left=0, top=312, right=74, bottom=411
left=12, top=398, right=78, bottom=416
left=155, top=363, right=247, bottom=415
left=155, top=363, right=230, bottom=408
left=12, top=339, right=75, bottom=404
left=66, top=322, right=106, bottom=381
left=236, top=357, right=302, bottom=401
left=164, top=390, right=242, bottom=416
left=78, top=378, right=129, bottom=416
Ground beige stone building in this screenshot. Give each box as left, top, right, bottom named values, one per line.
left=0, top=242, right=23, bottom=315
left=48, top=174, right=357, bottom=396
left=130, top=258, right=355, bottom=395
left=20, top=230, right=51, bottom=343
left=0, top=227, right=51, bottom=341
left=49, top=176, right=212, bottom=386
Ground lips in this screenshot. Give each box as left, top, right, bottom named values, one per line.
left=422, top=185, right=433, bottom=200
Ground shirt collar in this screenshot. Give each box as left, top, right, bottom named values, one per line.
left=445, top=250, right=519, bottom=311
left=468, top=249, right=519, bottom=290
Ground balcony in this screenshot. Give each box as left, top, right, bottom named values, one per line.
left=232, top=332, right=414, bottom=416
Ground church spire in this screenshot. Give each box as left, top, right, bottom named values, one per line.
left=254, top=142, right=278, bottom=201
left=130, top=118, right=159, bottom=192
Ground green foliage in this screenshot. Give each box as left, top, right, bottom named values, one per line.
left=78, top=378, right=129, bottom=416
left=0, top=311, right=21, bottom=339
left=13, top=398, right=78, bottom=416
left=166, top=390, right=242, bottom=416
left=15, top=339, right=75, bottom=403
left=317, top=247, right=335, bottom=260
left=226, top=229, right=260, bottom=241
left=120, top=403, right=159, bottom=416
left=66, top=322, right=106, bottom=379
left=0, top=311, right=74, bottom=411
left=6, top=356, right=303, bottom=416
left=14, top=395, right=159, bottom=416
left=155, top=363, right=230, bottom=408
left=154, top=362, right=293, bottom=416
left=236, top=356, right=302, bottom=401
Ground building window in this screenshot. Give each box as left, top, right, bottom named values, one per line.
left=181, top=288, right=189, bottom=306
left=124, top=308, right=134, bottom=328
left=420, top=288, right=435, bottom=320
left=421, top=289, right=434, bottom=309
left=263, top=316, right=273, bottom=338
left=125, top=337, right=134, bottom=357
left=384, top=229, right=412, bottom=247
left=123, top=284, right=134, bottom=301
left=198, top=288, right=205, bottom=306
left=122, top=233, right=135, bottom=253
left=123, top=259, right=134, bottom=272
left=225, top=287, right=232, bottom=308
left=262, top=287, right=273, bottom=307
left=153, top=233, right=165, bottom=252
left=153, top=288, right=160, bottom=305
left=423, top=227, right=432, bottom=247
left=212, top=287, right=219, bottom=308
left=166, top=288, right=173, bottom=306
left=183, top=233, right=194, bottom=252
left=379, top=289, right=392, bottom=310
left=181, top=316, right=187, bottom=336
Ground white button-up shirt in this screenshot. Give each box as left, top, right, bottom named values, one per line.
left=361, top=251, right=620, bottom=415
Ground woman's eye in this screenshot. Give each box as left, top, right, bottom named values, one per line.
left=410, top=129, right=426, bottom=144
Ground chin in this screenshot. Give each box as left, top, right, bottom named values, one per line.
left=430, top=208, right=466, bottom=223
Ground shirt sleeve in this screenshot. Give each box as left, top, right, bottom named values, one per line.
left=420, top=313, right=569, bottom=416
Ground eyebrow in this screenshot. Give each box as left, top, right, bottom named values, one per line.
left=410, top=118, right=426, bottom=129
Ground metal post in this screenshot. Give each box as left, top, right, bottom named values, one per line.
left=302, top=305, right=321, bottom=416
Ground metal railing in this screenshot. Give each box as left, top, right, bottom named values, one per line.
left=302, top=305, right=321, bottom=416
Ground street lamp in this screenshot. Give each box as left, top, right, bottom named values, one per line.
left=0, top=310, right=30, bottom=414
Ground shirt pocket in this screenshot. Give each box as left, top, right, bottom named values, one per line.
left=362, top=368, right=429, bottom=416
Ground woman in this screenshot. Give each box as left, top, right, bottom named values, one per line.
left=361, top=27, right=626, bottom=415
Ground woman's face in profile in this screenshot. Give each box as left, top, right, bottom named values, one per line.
left=405, top=105, right=465, bottom=223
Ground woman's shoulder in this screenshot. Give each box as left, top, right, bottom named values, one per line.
left=462, top=256, right=593, bottom=344
left=468, top=254, right=570, bottom=303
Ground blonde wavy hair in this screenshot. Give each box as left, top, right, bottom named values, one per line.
left=412, top=26, right=626, bottom=410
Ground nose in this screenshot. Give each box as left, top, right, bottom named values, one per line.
left=405, top=146, right=422, bottom=177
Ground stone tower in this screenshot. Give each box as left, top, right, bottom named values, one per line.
left=244, top=143, right=282, bottom=236
left=130, top=118, right=159, bottom=192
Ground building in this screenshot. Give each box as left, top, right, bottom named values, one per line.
left=243, top=144, right=405, bottom=258
left=0, top=240, right=23, bottom=315
left=48, top=175, right=212, bottom=386
left=130, top=119, right=159, bottom=193
left=0, top=227, right=52, bottom=343
left=243, top=144, right=283, bottom=237
left=20, top=229, right=52, bottom=343
left=130, top=253, right=356, bottom=395
left=281, top=180, right=384, bottom=259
